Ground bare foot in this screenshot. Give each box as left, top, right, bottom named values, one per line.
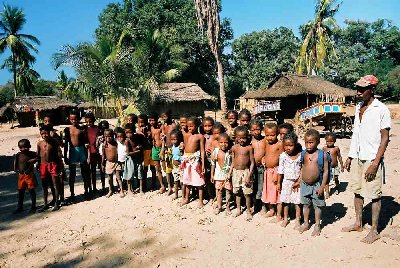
left=246, top=211, right=253, bottom=221
left=128, top=190, right=135, bottom=196
left=265, top=210, right=275, bottom=218
left=259, top=206, right=267, bottom=216
left=294, top=220, right=301, bottom=230
left=281, top=219, right=289, bottom=228
left=312, top=224, right=321, bottom=236
left=159, top=187, right=166, bottom=194
left=341, top=224, right=363, bottom=232
left=382, top=227, right=400, bottom=241
left=106, top=191, right=113, bottom=198
left=361, top=230, right=380, bottom=244
left=299, top=223, right=310, bottom=234
left=225, top=209, right=232, bottom=216
left=171, top=195, right=178, bottom=201
left=120, top=191, right=125, bottom=198
left=213, top=202, right=218, bottom=209
left=198, top=201, right=204, bottom=209
left=167, top=189, right=173, bottom=196
left=214, top=208, right=222, bottom=215
left=270, top=217, right=283, bottom=223
left=180, top=199, right=189, bottom=207
left=234, top=209, right=241, bottom=218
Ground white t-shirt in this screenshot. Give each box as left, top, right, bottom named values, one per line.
left=348, top=98, right=391, bottom=161
left=117, top=140, right=127, bottom=162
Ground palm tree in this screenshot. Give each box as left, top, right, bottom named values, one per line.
left=194, top=0, right=227, bottom=112
left=295, top=0, right=341, bottom=75
left=0, top=4, right=40, bottom=97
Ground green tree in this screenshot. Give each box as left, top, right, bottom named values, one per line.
left=387, top=65, right=400, bottom=98
left=295, top=0, right=341, bottom=75
left=0, top=4, right=40, bottom=97
left=0, top=82, right=14, bottom=107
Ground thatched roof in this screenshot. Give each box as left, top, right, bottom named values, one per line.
left=154, top=83, right=214, bottom=103
left=242, top=75, right=356, bottom=99
left=12, top=96, right=75, bottom=112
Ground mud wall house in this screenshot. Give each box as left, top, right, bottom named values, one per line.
left=240, top=75, right=356, bottom=122
left=153, top=83, right=214, bottom=118
left=12, top=96, right=76, bottom=127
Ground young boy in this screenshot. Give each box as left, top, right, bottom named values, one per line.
left=262, top=123, right=283, bottom=220
left=170, top=129, right=183, bottom=200
left=124, top=123, right=144, bottom=194
left=250, top=120, right=266, bottom=213
left=102, top=129, right=125, bottom=198
left=202, top=116, right=215, bottom=201
left=14, top=139, right=37, bottom=213
left=299, top=129, right=330, bottom=236
left=278, top=123, right=294, bottom=141
left=137, top=114, right=155, bottom=190
left=226, top=110, right=239, bottom=142
left=323, top=132, right=344, bottom=196
left=85, top=112, right=100, bottom=194
left=149, top=112, right=166, bottom=193
left=210, top=123, right=226, bottom=152
left=229, top=126, right=255, bottom=221
left=181, top=116, right=205, bottom=208
left=160, top=110, right=176, bottom=195
left=239, top=109, right=251, bottom=129
left=38, top=125, right=62, bottom=211
left=64, top=110, right=91, bottom=201
left=211, top=133, right=232, bottom=215
left=96, top=120, right=110, bottom=192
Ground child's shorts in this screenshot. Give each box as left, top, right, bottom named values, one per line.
left=89, top=153, right=99, bottom=165
left=69, top=146, right=88, bottom=164
left=232, top=168, right=253, bottom=195
left=18, top=173, right=37, bottom=190
left=300, top=180, right=325, bottom=207
left=40, top=162, right=58, bottom=179
left=164, top=154, right=173, bottom=174
left=105, top=161, right=123, bottom=175
left=151, top=146, right=161, bottom=161
left=143, top=149, right=154, bottom=166
left=331, top=166, right=340, bottom=178
left=172, top=164, right=182, bottom=182
left=123, top=157, right=143, bottom=180
left=215, top=180, right=232, bottom=191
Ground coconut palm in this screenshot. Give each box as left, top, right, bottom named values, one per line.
left=0, top=4, right=40, bottom=97
left=194, top=0, right=227, bottom=112
left=295, top=0, right=341, bottom=75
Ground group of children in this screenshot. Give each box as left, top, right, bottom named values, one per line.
left=14, top=109, right=345, bottom=236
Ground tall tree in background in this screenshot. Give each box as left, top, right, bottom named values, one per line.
left=0, top=4, right=40, bottom=97
left=194, top=0, right=227, bottom=112
left=295, top=0, right=340, bottom=75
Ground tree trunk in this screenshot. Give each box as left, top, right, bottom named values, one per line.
left=215, top=53, right=227, bottom=113
left=12, top=52, right=17, bottom=98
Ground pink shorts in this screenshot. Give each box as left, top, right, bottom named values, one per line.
left=261, top=167, right=280, bottom=204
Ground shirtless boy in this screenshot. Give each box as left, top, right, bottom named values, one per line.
left=226, top=110, right=239, bottom=142
left=299, top=129, right=330, bottom=236
left=137, top=114, right=155, bottom=189
left=228, top=126, right=255, bottom=221
left=262, top=123, right=284, bottom=220
left=250, top=120, right=266, bottom=213
left=202, top=116, right=215, bottom=201
left=323, top=132, right=344, bottom=196
left=64, top=110, right=91, bottom=201
left=181, top=117, right=205, bottom=208
left=38, top=125, right=62, bottom=211
left=149, top=113, right=166, bottom=193
left=14, top=139, right=37, bottom=213
left=160, top=110, right=176, bottom=195
left=239, top=109, right=251, bottom=129
left=102, top=129, right=125, bottom=198
left=85, top=112, right=100, bottom=194
left=124, top=123, right=144, bottom=194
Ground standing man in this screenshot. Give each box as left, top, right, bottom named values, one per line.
left=342, top=75, right=391, bottom=244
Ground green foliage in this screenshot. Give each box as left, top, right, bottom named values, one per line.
left=231, top=27, right=299, bottom=90
left=0, top=82, right=15, bottom=107
left=32, top=79, right=56, bottom=96
left=388, top=66, right=400, bottom=98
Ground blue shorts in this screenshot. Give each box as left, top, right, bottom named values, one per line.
left=123, top=156, right=144, bottom=180
left=69, top=146, right=87, bottom=164
left=300, top=180, right=325, bottom=207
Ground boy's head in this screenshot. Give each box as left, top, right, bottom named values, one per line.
left=250, top=119, right=263, bottom=138
left=39, top=125, right=53, bottom=140
left=264, top=122, right=278, bottom=144
left=202, top=117, right=214, bottom=134
left=137, top=114, right=148, bottom=128
left=69, top=110, right=80, bottom=126
left=304, top=129, right=320, bottom=152
left=239, top=109, right=251, bottom=127
left=160, top=109, right=172, bottom=124
left=84, top=112, right=95, bottom=127
left=43, top=113, right=53, bottom=126
left=126, top=113, right=138, bottom=125
left=18, top=139, right=31, bottom=151
left=99, top=120, right=110, bottom=131
left=115, top=127, right=125, bottom=143
left=148, top=112, right=158, bottom=127
left=212, top=122, right=226, bottom=138
left=124, top=123, right=135, bottom=139
left=179, top=115, right=188, bottom=130
left=325, top=132, right=336, bottom=148
left=218, top=133, right=229, bottom=151
left=283, top=132, right=298, bottom=155
left=278, top=123, right=294, bottom=141
left=235, top=126, right=249, bottom=146
left=226, top=110, right=238, bottom=127
left=187, top=116, right=200, bottom=134
left=104, top=129, right=114, bottom=143
left=170, top=129, right=182, bottom=146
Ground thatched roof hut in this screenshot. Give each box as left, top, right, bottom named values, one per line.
left=240, top=75, right=356, bottom=121
left=153, top=83, right=214, bottom=117
left=12, top=96, right=76, bottom=126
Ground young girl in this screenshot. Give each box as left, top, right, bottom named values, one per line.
left=211, top=133, right=232, bottom=215
left=277, top=132, right=302, bottom=229
left=226, top=110, right=238, bottom=142
left=323, top=132, right=344, bottom=196
left=96, top=120, right=110, bottom=193
left=124, top=124, right=144, bottom=195
left=170, top=129, right=183, bottom=200
left=210, top=123, right=226, bottom=152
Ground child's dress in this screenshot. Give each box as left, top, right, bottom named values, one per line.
left=211, top=148, right=232, bottom=190
left=171, top=145, right=182, bottom=182
left=181, top=151, right=205, bottom=186
left=277, top=152, right=301, bottom=204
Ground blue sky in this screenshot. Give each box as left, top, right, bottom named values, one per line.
left=1, top=0, right=399, bottom=85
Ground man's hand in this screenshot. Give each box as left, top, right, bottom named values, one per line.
left=365, top=163, right=379, bottom=182
left=345, top=158, right=352, bottom=172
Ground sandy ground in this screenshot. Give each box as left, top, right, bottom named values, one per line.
left=1, top=120, right=400, bottom=268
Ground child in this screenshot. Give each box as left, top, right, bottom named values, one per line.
left=179, top=114, right=188, bottom=133
left=37, top=125, right=62, bottom=211
left=299, top=129, right=330, bottom=236
left=124, top=123, right=144, bottom=194
left=102, top=129, right=125, bottom=198
left=228, top=126, right=255, bottom=221
left=137, top=114, right=155, bottom=191
left=323, top=132, right=344, bottom=196
left=181, top=116, right=205, bottom=208
left=277, top=132, right=302, bottom=228
left=262, top=123, right=284, bottom=220
left=250, top=120, right=266, bottom=213
left=149, top=112, right=166, bottom=193
left=202, top=116, right=215, bottom=201
left=239, top=109, right=251, bottom=129
left=170, top=129, right=183, bottom=200
left=210, top=123, right=226, bottom=152
left=64, top=110, right=91, bottom=201
left=278, top=123, right=294, bottom=141
left=96, top=120, right=110, bottom=192
left=14, top=139, right=37, bottom=213
left=160, top=110, right=176, bottom=195
left=226, top=110, right=238, bottom=141
left=114, top=127, right=128, bottom=192
left=126, top=113, right=138, bottom=126
left=85, top=112, right=100, bottom=194
left=211, top=133, right=232, bottom=215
